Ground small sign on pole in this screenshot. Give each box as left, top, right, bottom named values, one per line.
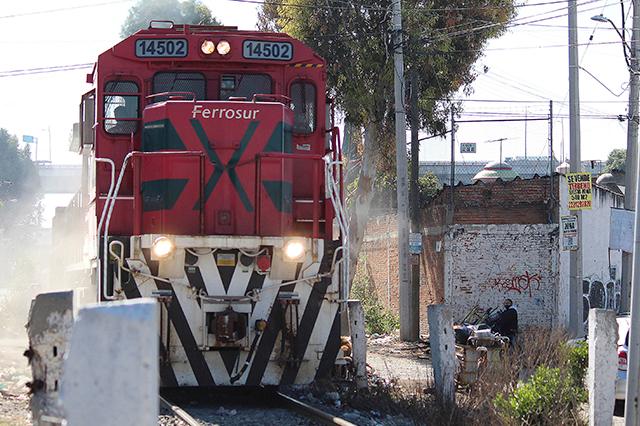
left=561, top=215, right=578, bottom=250
left=610, top=207, right=634, bottom=253
left=22, top=135, right=36, bottom=143
left=409, top=232, right=422, bottom=255
left=567, top=172, right=592, bottom=210
left=460, top=142, right=476, bottom=154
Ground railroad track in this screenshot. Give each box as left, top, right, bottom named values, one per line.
left=159, top=388, right=356, bottom=426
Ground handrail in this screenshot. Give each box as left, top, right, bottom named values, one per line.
left=95, top=158, right=116, bottom=302
left=255, top=153, right=324, bottom=238
left=102, top=152, right=135, bottom=301
left=131, top=151, right=205, bottom=235
left=252, top=93, right=292, bottom=105
left=324, top=150, right=349, bottom=304
left=146, top=91, right=197, bottom=101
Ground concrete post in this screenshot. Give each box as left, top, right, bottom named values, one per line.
left=60, top=299, right=159, bottom=426
left=25, top=291, right=75, bottom=426
left=348, top=300, right=367, bottom=389
left=427, top=304, right=456, bottom=406
left=588, top=309, right=617, bottom=426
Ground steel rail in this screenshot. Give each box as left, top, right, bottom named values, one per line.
left=274, top=392, right=356, bottom=426
left=159, top=396, right=201, bottom=426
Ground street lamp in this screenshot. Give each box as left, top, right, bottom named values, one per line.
left=594, top=6, right=640, bottom=425
left=591, top=14, right=632, bottom=67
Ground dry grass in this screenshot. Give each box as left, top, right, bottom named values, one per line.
left=336, top=328, right=585, bottom=425
left=461, top=328, right=585, bottom=425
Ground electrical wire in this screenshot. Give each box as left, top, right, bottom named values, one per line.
left=0, top=63, right=93, bottom=78
left=0, top=0, right=133, bottom=19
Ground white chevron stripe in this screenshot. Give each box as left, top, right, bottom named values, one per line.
left=125, top=238, right=336, bottom=386
left=169, top=325, right=198, bottom=386
left=205, top=351, right=236, bottom=385
left=227, top=262, right=254, bottom=296
left=194, top=252, right=225, bottom=295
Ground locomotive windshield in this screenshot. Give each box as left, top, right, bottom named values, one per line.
left=219, top=74, right=271, bottom=100
left=152, top=72, right=206, bottom=102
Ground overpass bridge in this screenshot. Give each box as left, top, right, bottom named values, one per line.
left=36, top=163, right=81, bottom=194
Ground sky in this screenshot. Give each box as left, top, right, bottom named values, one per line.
left=0, top=1, right=634, bottom=172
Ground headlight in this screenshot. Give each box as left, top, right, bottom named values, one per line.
left=201, top=40, right=215, bottom=54
left=216, top=40, right=231, bottom=55
left=283, top=240, right=305, bottom=261
left=152, top=236, right=175, bottom=259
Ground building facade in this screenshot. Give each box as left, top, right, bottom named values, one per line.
left=361, top=174, right=622, bottom=333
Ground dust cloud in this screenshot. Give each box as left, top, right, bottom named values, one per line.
left=0, top=181, right=89, bottom=394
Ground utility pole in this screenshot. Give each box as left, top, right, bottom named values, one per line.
left=624, top=2, right=640, bottom=423
left=450, top=110, right=455, bottom=221
left=524, top=107, right=528, bottom=160
left=391, top=0, right=414, bottom=341
left=623, top=0, right=640, bottom=314
left=568, top=0, right=584, bottom=337
left=409, top=71, right=421, bottom=339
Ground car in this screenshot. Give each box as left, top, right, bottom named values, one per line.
left=615, top=313, right=630, bottom=415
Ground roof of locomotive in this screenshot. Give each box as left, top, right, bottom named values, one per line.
left=94, top=22, right=325, bottom=70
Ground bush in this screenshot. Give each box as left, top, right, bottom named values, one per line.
left=350, top=261, right=399, bottom=335
left=494, top=366, right=584, bottom=425
left=567, top=340, right=588, bottom=393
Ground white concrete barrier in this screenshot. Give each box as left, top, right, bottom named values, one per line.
left=427, top=304, right=456, bottom=406
left=588, top=308, right=617, bottom=426
left=60, top=299, right=159, bottom=426
left=348, top=300, right=367, bottom=389
left=26, top=290, right=75, bottom=425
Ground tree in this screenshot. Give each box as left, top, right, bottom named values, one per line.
left=258, top=0, right=516, bottom=282
left=605, top=148, right=626, bottom=173
left=418, top=172, right=440, bottom=207
left=121, top=0, right=220, bottom=38
left=0, top=128, right=39, bottom=228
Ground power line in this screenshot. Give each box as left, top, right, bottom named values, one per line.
left=426, top=0, right=607, bottom=41
left=428, top=97, right=631, bottom=103
left=0, top=63, right=93, bottom=78
left=224, top=0, right=603, bottom=13
left=0, top=0, right=132, bottom=19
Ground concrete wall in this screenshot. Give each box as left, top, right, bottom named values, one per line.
left=444, top=224, right=559, bottom=327
left=558, top=177, right=624, bottom=328
left=361, top=176, right=558, bottom=333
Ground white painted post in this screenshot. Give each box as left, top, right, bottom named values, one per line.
left=60, top=299, right=159, bottom=426
left=588, top=308, right=617, bottom=426
left=427, top=304, right=456, bottom=406
left=348, top=300, right=367, bottom=389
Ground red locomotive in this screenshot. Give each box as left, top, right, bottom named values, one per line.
left=64, top=22, right=348, bottom=386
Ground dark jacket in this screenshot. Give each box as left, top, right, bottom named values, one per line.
left=493, top=307, right=518, bottom=336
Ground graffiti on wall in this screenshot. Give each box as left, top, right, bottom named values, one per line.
left=490, top=271, right=543, bottom=297
left=582, top=275, right=621, bottom=323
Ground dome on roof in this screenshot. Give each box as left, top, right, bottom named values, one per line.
left=556, top=161, right=570, bottom=175
left=472, top=161, right=518, bottom=183
left=596, top=172, right=615, bottom=185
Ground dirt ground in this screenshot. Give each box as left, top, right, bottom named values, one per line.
left=366, top=334, right=433, bottom=383
left=0, top=331, right=432, bottom=426
left=0, top=333, right=31, bottom=426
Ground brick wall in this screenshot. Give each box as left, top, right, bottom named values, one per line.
left=442, top=176, right=557, bottom=224
left=361, top=176, right=559, bottom=335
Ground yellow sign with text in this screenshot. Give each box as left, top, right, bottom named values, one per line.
left=567, top=172, right=592, bottom=210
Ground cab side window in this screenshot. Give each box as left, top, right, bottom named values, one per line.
left=291, top=81, right=316, bottom=134
left=104, top=81, right=139, bottom=135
